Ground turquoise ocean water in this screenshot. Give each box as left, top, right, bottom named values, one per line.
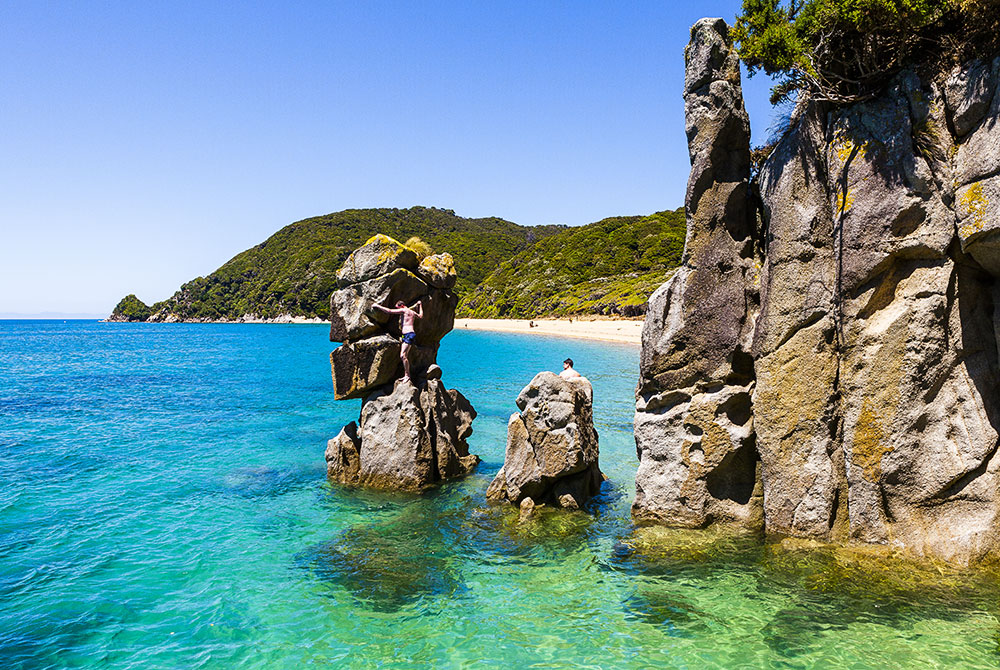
left=2, top=320, right=1000, bottom=669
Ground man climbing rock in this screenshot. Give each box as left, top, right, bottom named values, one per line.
left=374, top=300, right=423, bottom=381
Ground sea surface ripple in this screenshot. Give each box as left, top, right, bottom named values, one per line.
left=2, top=321, right=999, bottom=669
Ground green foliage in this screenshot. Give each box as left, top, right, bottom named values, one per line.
left=458, top=209, right=686, bottom=318
left=123, top=207, right=563, bottom=322
left=109, top=294, right=151, bottom=322
left=113, top=206, right=687, bottom=323
left=403, top=236, right=434, bottom=261
left=732, top=0, right=998, bottom=104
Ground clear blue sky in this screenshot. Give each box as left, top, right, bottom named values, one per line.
left=1, top=1, right=778, bottom=317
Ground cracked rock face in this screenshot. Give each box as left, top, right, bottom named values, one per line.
left=635, top=19, right=1000, bottom=565
left=487, top=372, right=604, bottom=510
left=326, top=379, right=479, bottom=491
left=325, top=235, right=478, bottom=491
left=634, top=17, right=762, bottom=531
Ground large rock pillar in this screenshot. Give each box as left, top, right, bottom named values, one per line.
left=633, top=18, right=761, bottom=528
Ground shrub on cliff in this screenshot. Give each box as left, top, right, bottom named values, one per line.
left=733, top=0, right=1000, bottom=104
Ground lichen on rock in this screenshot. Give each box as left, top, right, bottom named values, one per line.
left=324, top=234, right=478, bottom=492
left=634, top=17, right=1000, bottom=566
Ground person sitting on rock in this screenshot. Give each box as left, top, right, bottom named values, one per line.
left=374, top=299, right=423, bottom=382
left=560, top=358, right=582, bottom=380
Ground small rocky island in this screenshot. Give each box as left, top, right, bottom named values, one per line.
left=325, top=235, right=479, bottom=491
left=487, top=371, right=604, bottom=514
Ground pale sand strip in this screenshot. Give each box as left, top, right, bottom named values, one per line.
left=454, top=318, right=642, bottom=345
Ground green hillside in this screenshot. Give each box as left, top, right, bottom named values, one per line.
left=121, top=207, right=562, bottom=321
left=458, top=208, right=686, bottom=318
left=111, top=206, right=688, bottom=322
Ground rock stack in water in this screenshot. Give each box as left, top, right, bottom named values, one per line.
left=487, top=372, right=604, bottom=512
left=633, top=18, right=761, bottom=531
left=325, top=234, right=479, bottom=491
left=635, top=17, right=1000, bottom=565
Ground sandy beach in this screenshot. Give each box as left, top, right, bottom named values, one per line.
left=454, top=317, right=643, bottom=345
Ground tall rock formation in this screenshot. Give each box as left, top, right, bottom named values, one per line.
left=487, top=372, right=604, bottom=511
left=634, top=18, right=762, bottom=530
left=325, top=235, right=479, bottom=491
left=635, top=19, right=1000, bottom=565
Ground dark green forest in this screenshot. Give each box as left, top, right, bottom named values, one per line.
left=110, top=206, right=687, bottom=322
left=458, top=209, right=686, bottom=318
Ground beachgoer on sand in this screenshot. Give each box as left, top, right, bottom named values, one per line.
left=560, top=358, right=582, bottom=380
left=374, top=299, right=423, bottom=382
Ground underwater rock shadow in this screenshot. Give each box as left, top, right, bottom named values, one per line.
left=297, top=505, right=467, bottom=613
left=209, top=463, right=327, bottom=500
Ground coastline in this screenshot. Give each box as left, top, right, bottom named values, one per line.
left=103, top=314, right=644, bottom=343
left=454, top=317, right=642, bottom=345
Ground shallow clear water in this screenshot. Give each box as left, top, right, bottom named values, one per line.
left=2, top=320, right=999, bottom=669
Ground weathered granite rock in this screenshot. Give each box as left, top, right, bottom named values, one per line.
left=325, top=378, right=479, bottom=491
left=329, top=267, right=457, bottom=345
left=329, top=268, right=427, bottom=343
left=633, top=17, right=762, bottom=530
left=487, top=372, right=604, bottom=509
left=325, top=422, right=360, bottom=483
left=335, top=234, right=419, bottom=287
left=326, top=234, right=478, bottom=491
left=329, top=234, right=458, bottom=397
left=330, top=335, right=402, bottom=400
left=635, top=18, right=1000, bottom=565
left=417, top=253, right=457, bottom=289
left=944, top=57, right=997, bottom=138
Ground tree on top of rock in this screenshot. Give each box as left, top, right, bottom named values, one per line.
left=732, top=0, right=1000, bottom=104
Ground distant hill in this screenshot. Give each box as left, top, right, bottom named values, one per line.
left=110, top=206, right=687, bottom=322
left=458, top=209, right=686, bottom=318
left=111, top=207, right=562, bottom=322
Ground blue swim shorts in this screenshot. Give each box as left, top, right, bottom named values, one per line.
left=402, top=332, right=417, bottom=345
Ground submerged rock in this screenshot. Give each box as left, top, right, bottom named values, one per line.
left=635, top=18, right=1000, bottom=565
left=487, top=372, right=604, bottom=509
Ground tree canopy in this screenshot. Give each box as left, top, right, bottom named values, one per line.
left=732, top=0, right=1000, bottom=104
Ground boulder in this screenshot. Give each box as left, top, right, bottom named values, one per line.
left=487, top=372, right=603, bottom=509
left=330, top=335, right=403, bottom=400
left=325, top=379, right=479, bottom=491
left=417, top=253, right=458, bottom=289
left=335, top=234, right=419, bottom=287
left=325, top=422, right=361, bottom=484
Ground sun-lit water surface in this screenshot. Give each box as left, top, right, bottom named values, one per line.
left=2, top=320, right=999, bottom=669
